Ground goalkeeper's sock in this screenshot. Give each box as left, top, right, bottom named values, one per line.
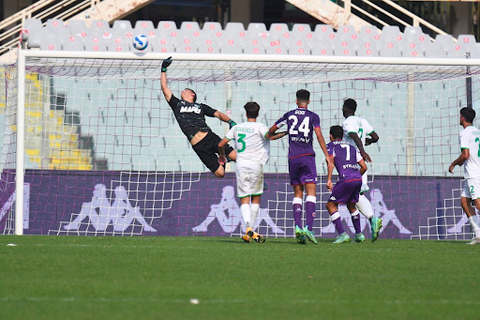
left=330, top=211, right=345, bottom=235
left=469, top=215, right=480, bottom=233
left=241, top=204, right=251, bottom=228
left=351, top=210, right=361, bottom=234
left=250, top=203, right=260, bottom=227
left=356, top=194, right=374, bottom=219
left=293, top=197, right=303, bottom=229
left=305, top=196, right=316, bottom=231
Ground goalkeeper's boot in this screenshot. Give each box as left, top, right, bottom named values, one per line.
left=370, top=217, right=382, bottom=242
left=242, top=227, right=252, bottom=243
left=247, top=228, right=265, bottom=243
left=353, top=233, right=366, bottom=243
left=333, top=232, right=351, bottom=244
left=303, top=226, right=318, bottom=244
left=295, top=225, right=306, bottom=244
left=467, top=237, right=480, bottom=245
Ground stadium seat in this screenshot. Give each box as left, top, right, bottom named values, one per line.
left=63, top=35, right=85, bottom=51
left=45, top=19, right=70, bottom=40
left=332, top=38, right=356, bottom=56
left=266, top=42, right=289, bottom=55
left=445, top=42, right=467, bottom=59
left=457, top=34, right=477, bottom=54
left=424, top=41, right=447, bottom=58
left=314, top=24, right=335, bottom=40
left=134, top=20, right=156, bottom=39
left=112, top=20, right=133, bottom=35
left=84, top=35, right=107, bottom=51
left=247, top=22, right=268, bottom=36
left=310, top=42, right=333, bottom=56
left=356, top=41, right=379, bottom=57
left=151, top=37, right=176, bottom=53
left=359, top=25, right=379, bottom=41
left=107, top=39, right=131, bottom=52
left=401, top=40, right=424, bottom=58
left=435, top=34, right=455, bottom=48
left=378, top=41, right=402, bottom=57
left=224, top=22, right=247, bottom=47
left=381, top=26, right=402, bottom=41
left=219, top=38, right=243, bottom=54
left=21, top=18, right=42, bottom=46
left=403, top=26, right=424, bottom=40
left=197, top=36, right=221, bottom=54
left=180, top=21, right=200, bottom=34
left=39, top=34, right=62, bottom=51
left=243, top=40, right=266, bottom=54
left=67, top=20, right=90, bottom=42
left=157, top=20, right=178, bottom=36
left=90, top=20, right=110, bottom=35
left=202, top=22, right=223, bottom=37
left=287, top=39, right=311, bottom=55
left=291, top=23, right=313, bottom=41
left=176, top=37, right=198, bottom=53
left=269, top=23, right=290, bottom=42
left=336, top=25, right=356, bottom=40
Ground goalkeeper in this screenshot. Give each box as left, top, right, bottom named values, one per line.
left=160, top=57, right=237, bottom=178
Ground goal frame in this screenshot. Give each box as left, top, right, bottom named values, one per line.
left=13, top=49, right=480, bottom=235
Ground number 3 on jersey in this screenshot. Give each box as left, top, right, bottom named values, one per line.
left=288, top=115, right=310, bottom=137
left=237, top=133, right=246, bottom=153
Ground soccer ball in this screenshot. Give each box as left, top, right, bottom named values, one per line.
left=133, top=35, right=148, bottom=51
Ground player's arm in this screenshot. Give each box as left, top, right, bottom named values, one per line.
left=268, top=124, right=279, bottom=136
left=358, top=158, right=367, bottom=175
left=160, top=57, right=173, bottom=102
left=449, top=148, right=469, bottom=174
left=326, top=155, right=334, bottom=191
left=349, top=132, right=372, bottom=162
left=365, top=131, right=379, bottom=146
left=218, top=137, right=230, bottom=165
left=213, top=111, right=236, bottom=129
left=266, top=131, right=287, bottom=141
left=314, top=127, right=334, bottom=170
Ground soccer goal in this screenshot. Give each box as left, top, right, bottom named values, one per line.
left=2, top=50, right=480, bottom=239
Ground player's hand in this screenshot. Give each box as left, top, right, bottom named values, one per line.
left=326, top=180, right=333, bottom=191
left=161, top=56, right=172, bottom=72
left=218, top=154, right=227, bottom=166
left=227, top=119, right=237, bottom=129
left=448, top=163, right=455, bottom=174
left=361, top=150, right=372, bottom=162
left=365, top=138, right=372, bottom=146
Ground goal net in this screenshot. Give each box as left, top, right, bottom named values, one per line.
left=2, top=51, right=480, bottom=239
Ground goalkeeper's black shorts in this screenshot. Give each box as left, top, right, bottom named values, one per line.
left=192, top=131, right=234, bottom=173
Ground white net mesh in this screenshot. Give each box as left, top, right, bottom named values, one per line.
left=2, top=53, right=480, bottom=239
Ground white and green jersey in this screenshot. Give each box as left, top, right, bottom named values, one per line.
left=459, top=125, right=480, bottom=179
left=342, top=115, right=374, bottom=149
left=225, top=122, right=270, bottom=165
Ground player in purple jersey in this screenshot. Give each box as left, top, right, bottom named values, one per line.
left=326, top=125, right=367, bottom=244
left=269, top=89, right=332, bottom=244
left=161, top=57, right=237, bottom=178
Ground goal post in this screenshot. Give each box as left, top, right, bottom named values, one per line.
left=5, top=49, right=480, bottom=239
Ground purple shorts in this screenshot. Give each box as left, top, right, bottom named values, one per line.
left=328, top=178, right=362, bottom=204
left=288, top=155, right=317, bottom=186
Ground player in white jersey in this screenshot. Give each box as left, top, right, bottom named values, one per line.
left=449, top=107, right=480, bottom=244
left=218, top=102, right=287, bottom=243
left=342, top=98, right=382, bottom=241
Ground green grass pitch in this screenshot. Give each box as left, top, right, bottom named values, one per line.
left=1, top=235, right=479, bottom=319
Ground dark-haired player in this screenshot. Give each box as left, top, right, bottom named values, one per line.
left=161, top=57, right=237, bottom=177
left=342, top=98, right=382, bottom=241
left=218, top=102, right=286, bottom=243
left=269, top=89, right=332, bottom=244
left=449, top=107, right=480, bottom=244
left=326, top=125, right=368, bottom=243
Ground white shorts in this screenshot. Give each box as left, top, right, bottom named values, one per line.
left=462, top=177, right=480, bottom=199
left=236, top=160, right=264, bottom=198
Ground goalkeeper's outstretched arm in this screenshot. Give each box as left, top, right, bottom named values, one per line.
left=160, top=56, right=173, bottom=102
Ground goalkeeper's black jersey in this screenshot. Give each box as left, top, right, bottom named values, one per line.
left=167, top=95, right=217, bottom=141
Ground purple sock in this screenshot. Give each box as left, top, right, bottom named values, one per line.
left=332, top=214, right=345, bottom=235
left=305, top=201, right=315, bottom=231
left=293, top=204, right=302, bottom=228
left=351, top=213, right=361, bottom=234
